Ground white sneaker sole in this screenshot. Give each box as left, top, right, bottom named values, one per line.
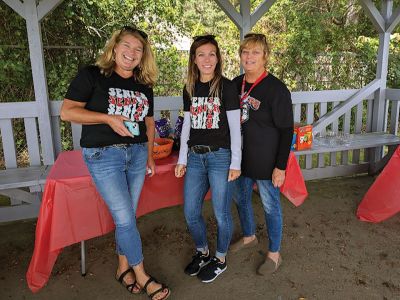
left=200, top=265, right=227, bottom=283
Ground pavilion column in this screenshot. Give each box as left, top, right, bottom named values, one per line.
left=3, top=0, right=64, bottom=165
left=360, top=0, right=399, bottom=162
left=372, top=1, right=391, bottom=135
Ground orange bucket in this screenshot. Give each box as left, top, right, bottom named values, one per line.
left=152, top=138, right=173, bottom=159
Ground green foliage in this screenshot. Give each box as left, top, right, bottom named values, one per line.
left=181, top=0, right=240, bottom=78
left=1, top=0, right=399, bottom=103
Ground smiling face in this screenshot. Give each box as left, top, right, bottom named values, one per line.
left=240, top=44, right=267, bottom=74
left=194, top=43, right=218, bottom=82
left=113, top=34, right=144, bottom=77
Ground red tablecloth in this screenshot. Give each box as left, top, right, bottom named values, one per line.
left=357, top=145, right=400, bottom=222
left=26, top=150, right=184, bottom=292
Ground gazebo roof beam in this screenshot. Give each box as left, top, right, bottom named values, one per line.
left=250, top=0, right=276, bottom=28
left=3, top=0, right=25, bottom=19
left=214, top=0, right=242, bottom=29
left=240, top=0, right=250, bottom=33
left=359, top=0, right=386, bottom=33
left=386, top=6, right=400, bottom=33
left=37, top=0, right=64, bottom=21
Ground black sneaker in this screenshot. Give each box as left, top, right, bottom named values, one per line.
left=184, top=251, right=211, bottom=276
left=197, top=256, right=227, bottom=283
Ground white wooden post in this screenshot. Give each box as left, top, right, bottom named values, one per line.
left=24, top=0, right=54, bottom=165
left=372, top=1, right=392, bottom=133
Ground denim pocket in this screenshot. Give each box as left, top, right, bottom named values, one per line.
left=212, top=147, right=231, bottom=158
left=82, top=147, right=104, bottom=161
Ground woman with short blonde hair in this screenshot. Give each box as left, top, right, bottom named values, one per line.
left=231, top=33, right=293, bottom=276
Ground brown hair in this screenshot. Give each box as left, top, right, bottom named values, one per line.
left=96, top=28, right=158, bottom=86
left=186, top=35, right=223, bottom=99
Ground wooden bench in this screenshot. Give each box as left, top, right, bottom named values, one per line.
left=294, top=132, right=400, bottom=179
left=295, top=132, right=400, bottom=155
left=0, top=166, right=49, bottom=221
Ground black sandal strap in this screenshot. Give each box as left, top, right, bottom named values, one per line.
left=148, top=284, right=167, bottom=299
left=143, top=276, right=156, bottom=293
left=117, top=268, right=133, bottom=283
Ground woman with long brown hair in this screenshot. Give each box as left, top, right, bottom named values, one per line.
left=175, top=35, right=241, bottom=283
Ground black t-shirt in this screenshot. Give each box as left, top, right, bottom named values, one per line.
left=233, top=73, right=293, bottom=179
left=183, top=77, right=240, bottom=148
left=65, top=65, right=154, bottom=148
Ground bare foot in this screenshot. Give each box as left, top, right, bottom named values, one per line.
left=267, top=251, right=280, bottom=264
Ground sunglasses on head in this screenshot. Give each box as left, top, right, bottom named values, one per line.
left=244, top=33, right=266, bottom=41
left=193, top=34, right=216, bottom=42
left=121, top=26, right=148, bottom=40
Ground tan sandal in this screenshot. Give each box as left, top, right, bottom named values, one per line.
left=115, top=268, right=142, bottom=294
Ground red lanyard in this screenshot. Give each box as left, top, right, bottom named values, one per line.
left=240, top=71, right=267, bottom=104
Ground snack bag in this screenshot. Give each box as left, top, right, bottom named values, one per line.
left=295, top=123, right=313, bottom=150
left=155, top=118, right=171, bottom=138
left=174, top=116, right=184, bottom=140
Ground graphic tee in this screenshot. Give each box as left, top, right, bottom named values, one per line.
left=233, top=73, right=293, bottom=179
left=65, top=65, right=153, bottom=148
left=183, top=78, right=240, bottom=148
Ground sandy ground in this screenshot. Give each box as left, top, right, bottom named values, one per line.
left=1, top=175, right=400, bottom=300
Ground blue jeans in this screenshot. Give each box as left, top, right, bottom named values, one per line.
left=82, top=143, right=148, bottom=266
left=184, top=148, right=233, bottom=258
left=233, top=176, right=282, bottom=252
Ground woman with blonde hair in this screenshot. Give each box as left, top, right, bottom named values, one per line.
left=175, top=35, right=241, bottom=283
left=230, top=33, right=293, bottom=275
left=61, top=26, right=170, bottom=300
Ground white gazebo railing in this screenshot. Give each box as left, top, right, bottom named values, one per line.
left=1, top=90, right=399, bottom=221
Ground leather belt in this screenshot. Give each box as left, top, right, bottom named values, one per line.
left=190, top=145, right=220, bottom=154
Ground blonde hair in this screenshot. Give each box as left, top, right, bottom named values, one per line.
left=96, top=28, right=158, bottom=86
left=239, top=33, right=270, bottom=66
left=186, top=36, right=223, bottom=99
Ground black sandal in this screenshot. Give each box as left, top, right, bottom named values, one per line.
left=143, top=276, right=171, bottom=300
left=115, top=268, right=142, bottom=294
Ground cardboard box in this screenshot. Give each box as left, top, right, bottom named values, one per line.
left=294, top=123, right=313, bottom=150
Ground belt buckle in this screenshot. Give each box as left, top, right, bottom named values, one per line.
left=193, top=145, right=210, bottom=154
left=195, top=145, right=204, bottom=153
